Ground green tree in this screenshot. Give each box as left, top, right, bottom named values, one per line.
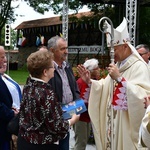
left=0, top=0, right=17, bottom=45
left=25, top=0, right=84, bottom=14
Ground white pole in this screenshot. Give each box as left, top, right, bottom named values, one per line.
left=7, top=50, right=9, bottom=75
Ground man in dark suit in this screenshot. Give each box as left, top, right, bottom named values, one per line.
left=0, top=46, right=19, bottom=150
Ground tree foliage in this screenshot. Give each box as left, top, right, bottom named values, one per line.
left=25, top=0, right=84, bottom=14
left=0, top=0, right=13, bottom=28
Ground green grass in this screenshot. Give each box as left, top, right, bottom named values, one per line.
left=7, top=70, right=29, bottom=85
left=6, top=66, right=29, bottom=85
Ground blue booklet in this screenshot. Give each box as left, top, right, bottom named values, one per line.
left=62, top=99, right=87, bottom=119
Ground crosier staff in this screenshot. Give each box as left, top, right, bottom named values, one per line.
left=99, top=17, right=114, bottom=150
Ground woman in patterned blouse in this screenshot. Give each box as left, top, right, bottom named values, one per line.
left=17, top=50, right=79, bottom=150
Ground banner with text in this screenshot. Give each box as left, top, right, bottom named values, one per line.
left=68, top=45, right=103, bottom=54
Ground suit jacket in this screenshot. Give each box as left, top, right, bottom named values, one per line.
left=49, top=63, right=80, bottom=103
left=0, top=75, right=14, bottom=144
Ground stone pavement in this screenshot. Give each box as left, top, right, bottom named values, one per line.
left=69, top=127, right=96, bottom=150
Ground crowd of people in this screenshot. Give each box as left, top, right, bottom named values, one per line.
left=0, top=17, right=150, bottom=150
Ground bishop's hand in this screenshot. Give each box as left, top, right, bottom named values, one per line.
left=107, top=63, right=120, bottom=81
left=77, top=64, right=91, bottom=84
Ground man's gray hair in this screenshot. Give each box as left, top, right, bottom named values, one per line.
left=47, top=35, right=66, bottom=50
left=136, top=44, right=150, bottom=52
left=83, top=58, right=99, bottom=71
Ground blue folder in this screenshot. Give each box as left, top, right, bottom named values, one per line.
left=62, top=98, right=87, bottom=119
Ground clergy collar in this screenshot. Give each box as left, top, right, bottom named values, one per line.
left=119, top=54, right=133, bottom=68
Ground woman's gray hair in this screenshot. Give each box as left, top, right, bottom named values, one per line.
left=83, top=58, right=99, bottom=71
left=47, top=35, right=66, bottom=50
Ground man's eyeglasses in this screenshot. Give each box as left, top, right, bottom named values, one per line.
left=139, top=52, right=148, bottom=56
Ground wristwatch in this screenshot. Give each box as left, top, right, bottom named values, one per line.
left=116, top=76, right=122, bottom=83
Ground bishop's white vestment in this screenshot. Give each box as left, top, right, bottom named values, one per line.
left=88, top=53, right=150, bottom=150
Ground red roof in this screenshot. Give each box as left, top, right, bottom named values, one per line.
left=15, top=11, right=94, bottom=30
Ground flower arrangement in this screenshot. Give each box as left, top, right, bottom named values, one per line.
left=72, top=67, right=79, bottom=80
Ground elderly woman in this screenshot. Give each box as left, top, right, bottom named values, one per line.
left=17, top=50, right=79, bottom=150
left=73, top=58, right=100, bottom=150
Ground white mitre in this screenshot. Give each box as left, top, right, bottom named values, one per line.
left=105, top=17, right=130, bottom=47
left=104, top=17, right=147, bottom=64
